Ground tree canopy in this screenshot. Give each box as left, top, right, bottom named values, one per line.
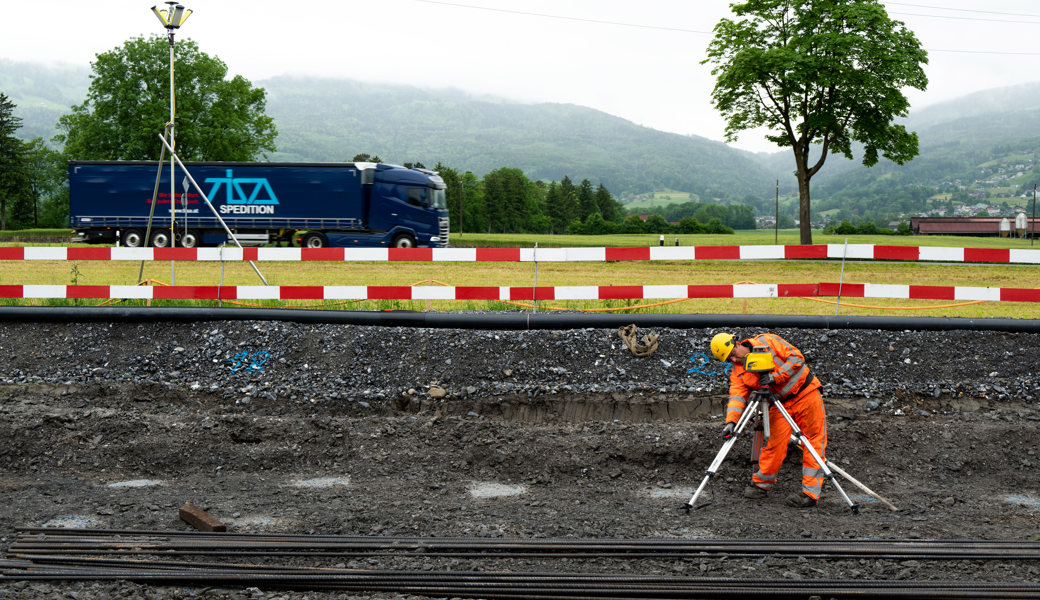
left=56, top=35, right=277, bottom=161
left=704, top=0, right=928, bottom=243
left=0, top=93, right=27, bottom=229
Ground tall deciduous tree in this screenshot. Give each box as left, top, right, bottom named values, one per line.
left=22, top=138, right=68, bottom=228
left=704, top=0, right=927, bottom=244
left=56, top=35, right=276, bottom=161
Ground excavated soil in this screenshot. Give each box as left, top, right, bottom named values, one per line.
left=0, top=316, right=1039, bottom=599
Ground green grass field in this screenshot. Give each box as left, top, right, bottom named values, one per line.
left=621, top=190, right=700, bottom=210
left=2, top=230, right=1039, bottom=318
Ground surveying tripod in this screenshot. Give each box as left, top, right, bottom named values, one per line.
left=684, top=386, right=860, bottom=514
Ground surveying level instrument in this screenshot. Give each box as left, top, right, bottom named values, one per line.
left=683, top=347, right=860, bottom=513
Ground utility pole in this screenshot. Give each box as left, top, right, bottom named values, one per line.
left=775, top=179, right=779, bottom=244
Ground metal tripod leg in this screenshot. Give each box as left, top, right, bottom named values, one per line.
left=770, top=398, right=860, bottom=513
left=684, top=398, right=760, bottom=511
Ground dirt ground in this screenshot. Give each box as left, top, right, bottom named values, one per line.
left=0, top=315, right=1039, bottom=599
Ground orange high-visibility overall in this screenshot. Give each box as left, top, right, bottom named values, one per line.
left=725, top=333, right=828, bottom=500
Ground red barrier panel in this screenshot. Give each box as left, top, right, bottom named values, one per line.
left=475, top=248, right=521, bottom=262
left=964, top=248, right=1010, bottom=263
left=695, top=246, right=741, bottom=260
left=875, top=245, right=919, bottom=261
left=785, top=245, right=828, bottom=259
left=605, top=247, right=650, bottom=261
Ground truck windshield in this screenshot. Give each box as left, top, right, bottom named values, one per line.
left=430, top=188, right=447, bottom=209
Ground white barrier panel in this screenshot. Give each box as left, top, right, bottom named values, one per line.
left=24, top=247, right=68, bottom=260
left=919, top=247, right=963, bottom=262
left=521, top=248, right=568, bottom=262
left=740, top=245, right=785, bottom=260
left=24, top=285, right=67, bottom=298
left=649, top=247, right=696, bottom=260
left=864, top=284, right=910, bottom=299
left=412, top=286, right=458, bottom=300
left=237, top=286, right=283, bottom=300
left=554, top=286, right=600, bottom=300
left=955, top=287, right=1002, bottom=301
left=643, top=285, right=688, bottom=299
left=733, top=284, right=777, bottom=298
left=563, top=248, right=607, bottom=262
left=1010, top=249, right=1040, bottom=264
left=254, top=248, right=296, bottom=261
left=433, top=248, right=477, bottom=262
left=110, top=285, right=153, bottom=299
left=827, top=244, right=875, bottom=259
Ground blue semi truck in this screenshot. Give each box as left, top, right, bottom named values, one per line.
left=68, top=161, right=449, bottom=248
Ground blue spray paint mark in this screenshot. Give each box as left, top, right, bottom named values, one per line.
left=229, top=350, right=270, bottom=373
left=688, top=352, right=732, bottom=376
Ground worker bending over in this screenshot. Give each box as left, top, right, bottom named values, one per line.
left=710, top=332, right=828, bottom=508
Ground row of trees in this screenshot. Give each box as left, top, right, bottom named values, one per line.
left=434, top=166, right=746, bottom=236
left=0, top=94, right=66, bottom=229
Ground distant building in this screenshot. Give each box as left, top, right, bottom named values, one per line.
left=910, top=216, right=1039, bottom=237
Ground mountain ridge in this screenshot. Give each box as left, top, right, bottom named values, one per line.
left=4, top=59, right=1040, bottom=219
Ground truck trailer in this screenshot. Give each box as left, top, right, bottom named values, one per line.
left=69, top=161, right=449, bottom=248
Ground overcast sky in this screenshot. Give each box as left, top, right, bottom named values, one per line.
left=3, top=1, right=1039, bottom=153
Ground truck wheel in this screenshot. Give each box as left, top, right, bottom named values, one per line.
left=150, top=230, right=172, bottom=248
left=301, top=232, right=329, bottom=248
left=121, top=228, right=146, bottom=248
left=392, top=233, right=416, bottom=248
left=180, top=230, right=202, bottom=248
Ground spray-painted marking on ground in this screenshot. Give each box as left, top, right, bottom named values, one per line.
left=2, top=283, right=1038, bottom=302
left=468, top=483, right=527, bottom=498
left=228, top=350, right=269, bottom=373
left=106, top=479, right=163, bottom=488
left=3, top=245, right=1038, bottom=264
left=290, top=477, right=351, bottom=488
left=647, top=487, right=697, bottom=500
left=40, top=516, right=97, bottom=528
left=1005, top=495, right=1040, bottom=507
left=688, top=352, right=732, bottom=376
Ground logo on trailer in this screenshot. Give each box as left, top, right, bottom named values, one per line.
left=206, top=169, right=279, bottom=215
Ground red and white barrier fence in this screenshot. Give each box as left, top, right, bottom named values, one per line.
left=2, top=245, right=1040, bottom=264
left=2, top=282, right=1038, bottom=302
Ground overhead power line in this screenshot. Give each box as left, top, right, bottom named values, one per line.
left=890, top=10, right=1040, bottom=25
left=886, top=2, right=1040, bottom=19
left=411, top=0, right=1040, bottom=56
left=410, top=0, right=713, bottom=34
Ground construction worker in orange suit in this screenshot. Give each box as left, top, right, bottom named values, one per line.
left=710, top=332, right=827, bottom=508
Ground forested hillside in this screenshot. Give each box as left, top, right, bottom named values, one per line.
left=261, top=76, right=773, bottom=198
left=6, top=59, right=1040, bottom=226
left=776, top=83, right=1040, bottom=223
left=0, top=60, right=87, bottom=142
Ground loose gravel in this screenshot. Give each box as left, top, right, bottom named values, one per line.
left=1, top=317, right=1039, bottom=599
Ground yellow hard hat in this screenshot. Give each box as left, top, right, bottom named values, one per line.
left=711, top=332, right=736, bottom=362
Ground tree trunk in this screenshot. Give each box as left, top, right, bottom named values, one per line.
left=793, top=151, right=814, bottom=245
left=797, top=174, right=813, bottom=245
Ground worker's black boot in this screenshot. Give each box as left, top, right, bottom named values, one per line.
left=743, top=485, right=768, bottom=499
left=785, top=492, right=817, bottom=508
